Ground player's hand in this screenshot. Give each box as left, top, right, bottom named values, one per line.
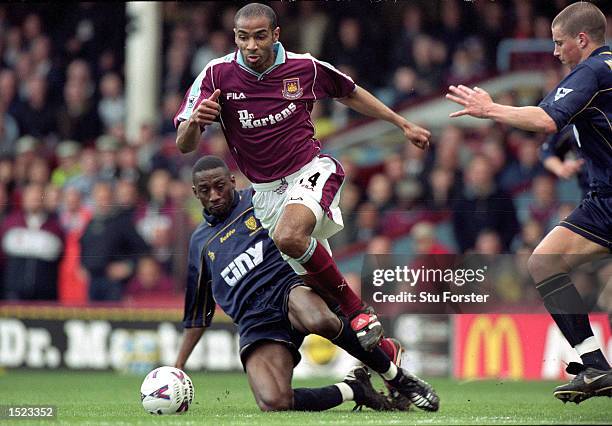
left=446, top=85, right=493, bottom=118
left=400, top=119, right=430, bottom=149
left=190, top=89, right=221, bottom=127
left=558, top=159, right=585, bottom=179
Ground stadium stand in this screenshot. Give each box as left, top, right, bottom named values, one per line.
left=0, top=1, right=610, bottom=306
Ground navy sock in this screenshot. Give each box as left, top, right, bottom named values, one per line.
left=293, top=386, right=343, bottom=411
left=536, top=274, right=595, bottom=346
left=331, top=317, right=391, bottom=374
left=581, top=349, right=611, bottom=371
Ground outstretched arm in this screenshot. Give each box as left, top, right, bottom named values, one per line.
left=175, top=327, right=205, bottom=370
left=446, top=85, right=557, bottom=133
left=338, top=85, right=431, bottom=149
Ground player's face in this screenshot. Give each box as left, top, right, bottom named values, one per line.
left=234, top=15, right=280, bottom=73
left=193, top=168, right=236, bottom=218
left=552, top=25, right=581, bottom=68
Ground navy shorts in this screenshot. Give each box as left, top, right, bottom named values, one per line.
left=558, top=191, right=612, bottom=251
left=238, top=281, right=306, bottom=370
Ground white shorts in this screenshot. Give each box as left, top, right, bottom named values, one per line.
left=252, top=155, right=345, bottom=274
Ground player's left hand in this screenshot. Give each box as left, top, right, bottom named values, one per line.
left=401, top=120, right=430, bottom=150
left=446, top=85, right=493, bottom=118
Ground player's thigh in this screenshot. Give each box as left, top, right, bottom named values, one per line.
left=275, top=203, right=317, bottom=242
left=528, top=226, right=609, bottom=281
left=277, top=156, right=345, bottom=243
left=287, top=286, right=341, bottom=339
left=244, top=342, right=294, bottom=411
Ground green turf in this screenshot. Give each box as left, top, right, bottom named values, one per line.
left=0, top=370, right=610, bottom=425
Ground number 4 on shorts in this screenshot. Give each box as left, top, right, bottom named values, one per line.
left=299, top=172, right=321, bottom=189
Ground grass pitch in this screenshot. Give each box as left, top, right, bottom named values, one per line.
left=0, top=370, right=610, bottom=425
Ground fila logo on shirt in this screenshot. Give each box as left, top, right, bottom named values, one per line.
left=226, top=92, right=247, bottom=100
left=220, top=241, right=263, bottom=286
left=554, top=87, right=574, bottom=101
left=237, top=103, right=297, bottom=129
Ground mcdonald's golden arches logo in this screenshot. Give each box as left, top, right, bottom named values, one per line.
left=463, top=315, right=524, bottom=379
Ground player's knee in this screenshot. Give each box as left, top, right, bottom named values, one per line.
left=272, top=226, right=307, bottom=259
left=527, top=249, right=566, bottom=282
left=256, top=391, right=293, bottom=412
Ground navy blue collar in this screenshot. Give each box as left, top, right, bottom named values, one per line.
left=203, top=190, right=241, bottom=226
left=590, top=45, right=611, bottom=57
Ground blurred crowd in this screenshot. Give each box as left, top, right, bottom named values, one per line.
left=0, top=2, right=609, bottom=307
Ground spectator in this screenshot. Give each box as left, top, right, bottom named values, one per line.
left=134, top=122, right=163, bottom=173
left=56, top=79, right=102, bottom=144
left=116, top=143, right=147, bottom=193
left=13, top=75, right=56, bottom=139
left=499, top=136, right=545, bottom=194
left=330, top=181, right=361, bottom=250
left=27, top=155, right=50, bottom=186
left=135, top=169, right=174, bottom=272
left=527, top=173, right=559, bottom=230
left=115, top=179, right=140, bottom=218
left=423, top=167, right=458, bottom=212
left=80, top=181, right=149, bottom=301
left=51, top=140, right=81, bottom=188
left=391, top=4, right=424, bottom=68
left=95, top=134, right=120, bottom=181
left=125, top=256, right=175, bottom=302
left=65, top=147, right=98, bottom=206
left=97, top=72, right=125, bottom=132
left=438, top=0, right=465, bottom=57
left=0, top=183, right=11, bottom=223
left=2, top=27, right=23, bottom=69
left=366, top=173, right=395, bottom=215
left=390, top=66, right=419, bottom=106
left=452, top=155, right=520, bottom=253
left=295, top=1, right=329, bottom=56
left=514, top=219, right=544, bottom=253
left=356, top=201, right=381, bottom=242
left=473, top=229, right=503, bottom=255
left=12, top=136, right=40, bottom=188
left=412, top=222, right=452, bottom=255
left=57, top=186, right=91, bottom=303
left=190, top=31, right=231, bottom=78
left=328, top=17, right=379, bottom=89
left=0, top=107, right=19, bottom=155
left=0, top=69, right=18, bottom=115
left=0, top=183, right=64, bottom=300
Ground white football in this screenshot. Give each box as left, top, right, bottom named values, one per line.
left=140, top=366, right=193, bottom=415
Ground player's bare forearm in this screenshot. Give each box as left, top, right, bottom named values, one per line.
left=339, top=85, right=431, bottom=148
left=176, top=119, right=202, bottom=154
left=338, top=85, right=402, bottom=126
left=487, top=104, right=558, bottom=133
left=446, top=85, right=557, bottom=133
left=175, top=327, right=205, bottom=369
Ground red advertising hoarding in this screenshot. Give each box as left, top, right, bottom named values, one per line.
left=454, top=314, right=611, bottom=380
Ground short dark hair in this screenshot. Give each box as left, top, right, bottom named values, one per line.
left=192, top=155, right=230, bottom=182
left=234, top=3, right=277, bottom=29
left=552, top=2, right=606, bottom=44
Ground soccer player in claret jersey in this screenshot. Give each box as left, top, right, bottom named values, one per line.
left=174, top=3, right=431, bottom=352
left=446, top=2, right=612, bottom=404
left=175, top=156, right=439, bottom=412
